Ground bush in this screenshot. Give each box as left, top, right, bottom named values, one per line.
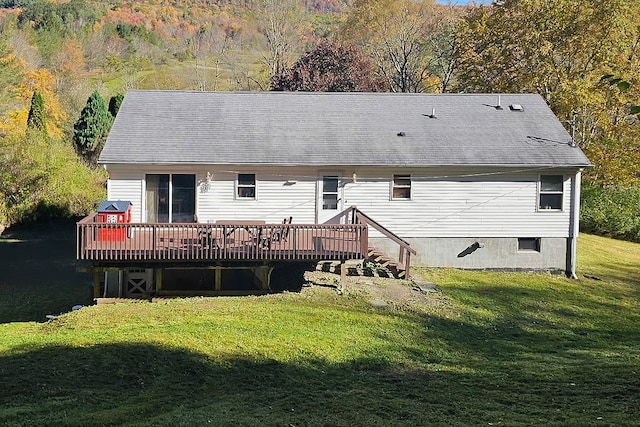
left=580, top=184, right=640, bottom=242
left=0, top=131, right=106, bottom=228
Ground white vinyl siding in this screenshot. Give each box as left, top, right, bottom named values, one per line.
left=343, top=168, right=573, bottom=238
left=105, top=165, right=576, bottom=239
left=106, top=169, right=143, bottom=222
left=197, top=168, right=317, bottom=223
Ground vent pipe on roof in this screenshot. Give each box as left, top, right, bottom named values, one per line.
left=429, top=108, right=437, bottom=118
left=495, top=95, right=503, bottom=110
left=567, top=110, right=578, bottom=147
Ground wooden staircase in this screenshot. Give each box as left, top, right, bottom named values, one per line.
left=366, top=246, right=407, bottom=279
left=314, top=206, right=417, bottom=280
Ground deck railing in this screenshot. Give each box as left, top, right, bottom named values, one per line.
left=76, top=212, right=368, bottom=263
left=353, top=207, right=417, bottom=279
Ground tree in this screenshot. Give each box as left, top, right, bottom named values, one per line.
left=454, top=0, right=640, bottom=186
left=0, top=36, right=23, bottom=112
left=73, top=91, right=113, bottom=165
left=0, top=131, right=106, bottom=230
left=341, top=0, right=442, bottom=93
left=271, top=42, right=389, bottom=92
left=254, top=0, right=307, bottom=80
left=26, top=90, right=46, bottom=133
left=17, top=68, right=67, bottom=138
left=108, top=93, right=124, bottom=118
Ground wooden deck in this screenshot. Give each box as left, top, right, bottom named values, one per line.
left=77, top=216, right=368, bottom=264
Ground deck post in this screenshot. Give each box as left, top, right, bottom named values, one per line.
left=215, top=267, right=222, bottom=291
left=405, top=252, right=411, bottom=280
left=340, top=262, right=347, bottom=293
left=93, top=269, right=101, bottom=298
left=155, top=268, right=163, bottom=295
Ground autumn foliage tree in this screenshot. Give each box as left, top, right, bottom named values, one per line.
left=455, top=0, right=640, bottom=186
left=0, top=36, right=23, bottom=115
left=271, top=42, right=389, bottom=92
left=73, top=91, right=113, bottom=165
left=342, top=0, right=442, bottom=93
left=18, top=69, right=67, bottom=138
left=254, top=0, right=307, bottom=80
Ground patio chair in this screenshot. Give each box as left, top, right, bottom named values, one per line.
left=259, top=216, right=292, bottom=249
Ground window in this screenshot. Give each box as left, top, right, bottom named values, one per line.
left=392, top=174, right=411, bottom=200
left=145, top=174, right=195, bottom=223
left=237, top=173, right=256, bottom=199
left=539, top=175, right=563, bottom=210
left=518, top=238, right=541, bottom=252
left=322, top=176, right=339, bottom=210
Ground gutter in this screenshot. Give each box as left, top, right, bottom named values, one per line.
left=566, top=169, right=582, bottom=279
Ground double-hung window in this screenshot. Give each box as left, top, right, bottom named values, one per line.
left=538, top=175, right=563, bottom=210
left=237, top=173, right=256, bottom=199
left=392, top=174, right=411, bottom=200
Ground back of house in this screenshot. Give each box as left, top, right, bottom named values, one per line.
left=78, top=90, right=591, bottom=297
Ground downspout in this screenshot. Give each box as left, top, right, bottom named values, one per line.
left=566, top=169, right=582, bottom=279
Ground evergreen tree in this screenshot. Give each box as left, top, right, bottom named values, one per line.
left=108, top=93, right=124, bottom=118
left=73, top=91, right=112, bottom=165
left=26, top=91, right=47, bottom=133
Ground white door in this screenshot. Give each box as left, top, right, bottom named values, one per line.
left=316, top=174, right=343, bottom=224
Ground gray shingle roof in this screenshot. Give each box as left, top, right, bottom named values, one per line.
left=99, top=91, right=591, bottom=168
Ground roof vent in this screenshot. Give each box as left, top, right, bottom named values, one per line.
left=509, top=104, right=524, bottom=111
left=422, top=108, right=437, bottom=119
left=397, top=132, right=406, bottom=137
left=495, top=95, right=503, bottom=110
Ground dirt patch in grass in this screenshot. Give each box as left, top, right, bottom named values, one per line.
left=303, top=270, right=444, bottom=310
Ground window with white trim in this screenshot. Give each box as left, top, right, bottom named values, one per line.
left=322, top=176, right=339, bottom=210
left=237, top=173, right=256, bottom=199
left=539, top=175, right=563, bottom=210
left=392, top=174, right=411, bottom=200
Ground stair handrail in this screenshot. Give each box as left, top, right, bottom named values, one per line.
left=350, top=206, right=416, bottom=279
left=351, top=207, right=416, bottom=255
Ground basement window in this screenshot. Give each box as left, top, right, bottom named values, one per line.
left=538, top=175, right=564, bottom=210
left=237, top=174, right=256, bottom=199
left=518, top=238, right=541, bottom=252
left=392, top=174, right=411, bottom=200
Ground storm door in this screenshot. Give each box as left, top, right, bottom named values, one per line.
left=316, top=174, right=342, bottom=223
left=145, top=174, right=195, bottom=223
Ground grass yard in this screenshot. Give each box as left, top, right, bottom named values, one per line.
left=0, top=233, right=639, bottom=426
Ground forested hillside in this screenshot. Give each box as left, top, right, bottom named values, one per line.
left=1, top=0, right=639, bottom=239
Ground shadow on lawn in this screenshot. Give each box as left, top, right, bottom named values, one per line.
left=0, top=342, right=444, bottom=427
left=1, top=330, right=638, bottom=426
left=0, top=220, right=93, bottom=323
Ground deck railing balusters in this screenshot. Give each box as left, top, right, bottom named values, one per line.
left=76, top=213, right=368, bottom=263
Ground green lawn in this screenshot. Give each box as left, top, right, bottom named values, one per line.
left=0, top=234, right=639, bottom=426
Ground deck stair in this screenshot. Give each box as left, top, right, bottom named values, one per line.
left=365, top=246, right=406, bottom=279
left=316, top=247, right=406, bottom=279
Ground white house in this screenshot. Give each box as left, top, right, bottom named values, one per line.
left=78, top=90, right=591, bottom=297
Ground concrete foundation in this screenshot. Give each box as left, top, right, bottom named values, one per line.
left=370, top=237, right=568, bottom=274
